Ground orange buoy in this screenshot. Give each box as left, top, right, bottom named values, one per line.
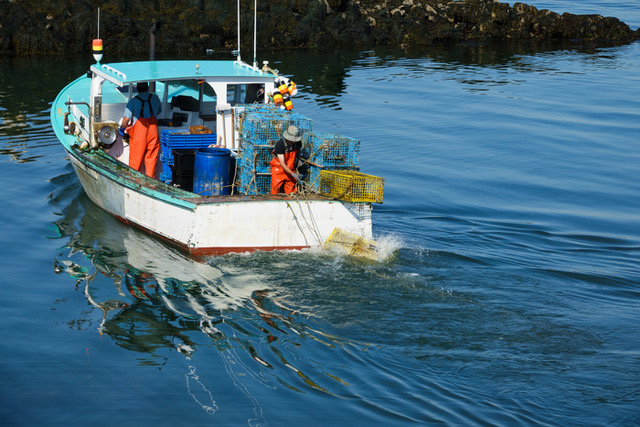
left=287, top=80, right=297, bottom=96
left=277, top=79, right=289, bottom=95
left=282, top=92, right=293, bottom=110
left=92, top=39, right=103, bottom=62
left=272, top=91, right=283, bottom=107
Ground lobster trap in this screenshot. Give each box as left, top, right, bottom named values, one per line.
left=238, top=110, right=313, bottom=145
left=308, top=133, right=360, bottom=168
left=234, top=103, right=278, bottom=134
left=318, top=170, right=384, bottom=204
left=236, top=170, right=271, bottom=195
left=237, top=139, right=274, bottom=174
left=323, top=228, right=379, bottom=260
left=306, top=165, right=358, bottom=192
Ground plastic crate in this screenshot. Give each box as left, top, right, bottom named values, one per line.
left=160, top=153, right=173, bottom=166
left=172, top=149, right=196, bottom=174
left=159, top=171, right=172, bottom=184
left=160, top=130, right=217, bottom=167
left=161, top=162, right=173, bottom=178
left=161, top=129, right=217, bottom=148
left=171, top=170, right=194, bottom=191
left=318, top=170, right=384, bottom=204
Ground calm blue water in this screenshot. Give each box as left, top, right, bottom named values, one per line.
left=1, top=2, right=639, bottom=425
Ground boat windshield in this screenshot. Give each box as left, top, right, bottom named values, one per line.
left=167, top=80, right=217, bottom=103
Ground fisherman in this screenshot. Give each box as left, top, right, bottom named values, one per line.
left=270, top=125, right=322, bottom=194
left=270, top=125, right=304, bottom=194
left=119, top=82, right=162, bottom=178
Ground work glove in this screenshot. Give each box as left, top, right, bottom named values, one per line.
left=118, top=127, right=126, bottom=136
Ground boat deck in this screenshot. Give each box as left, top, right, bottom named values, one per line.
left=74, top=145, right=333, bottom=205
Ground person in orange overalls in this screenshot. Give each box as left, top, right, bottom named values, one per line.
left=270, top=125, right=304, bottom=194
left=119, top=82, right=162, bottom=178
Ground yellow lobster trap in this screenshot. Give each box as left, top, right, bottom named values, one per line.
left=318, top=170, right=384, bottom=203
left=324, top=228, right=379, bottom=260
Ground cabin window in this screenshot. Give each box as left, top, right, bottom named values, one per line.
left=226, top=84, right=244, bottom=106
left=226, top=84, right=265, bottom=105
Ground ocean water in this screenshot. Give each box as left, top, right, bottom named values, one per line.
left=1, top=2, right=639, bottom=425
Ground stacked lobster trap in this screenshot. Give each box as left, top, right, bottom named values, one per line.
left=233, top=104, right=383, bottom=203
left=306, top=132, right=383, bottom=204
left=306, top=133, right=360, bottom=189
left=234, top=105, right=313, bottom=195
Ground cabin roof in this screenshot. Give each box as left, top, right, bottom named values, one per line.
left=90, top=60, right=275, bottom=86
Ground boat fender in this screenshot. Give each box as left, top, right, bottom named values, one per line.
left=63, top=112, right=71, bottom=134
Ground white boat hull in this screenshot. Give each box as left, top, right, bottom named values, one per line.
left=68, top=151, right=372, bottom=256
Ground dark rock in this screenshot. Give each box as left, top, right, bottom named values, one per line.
left=0, top=0, right=637, bottom=55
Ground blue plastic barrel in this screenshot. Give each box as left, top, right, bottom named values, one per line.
left=193, top=147, right=233, bottom=196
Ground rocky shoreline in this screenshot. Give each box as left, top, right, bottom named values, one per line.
left=1, top=0, right=638, bottom=55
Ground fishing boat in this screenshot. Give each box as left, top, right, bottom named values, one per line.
left=50, top=40, right=383, bottom=257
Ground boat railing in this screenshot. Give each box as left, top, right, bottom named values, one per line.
left=99, top=64, right=127, bottom=80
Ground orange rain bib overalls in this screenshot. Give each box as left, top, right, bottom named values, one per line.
left=270, top=145, right=299, bottom=195
left=128, top=95, right=159, bottom=178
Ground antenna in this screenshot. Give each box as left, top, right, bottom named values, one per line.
left=236, top=0, right=241, bottom=62
left=253, top=0, right=257, bottom=68
left=97, top=7, right=100, bottom=39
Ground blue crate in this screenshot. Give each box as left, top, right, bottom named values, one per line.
left=160, top=130, right=218, bottom=178
left=159, top=171, right=172, bottom=184
left=160, top=129, right=218, bottom=147
left=160, top=153, right=173, bottom=166
left=308, top=133, right=359, bottom=168
left=161, top=162, right=172, bottom=177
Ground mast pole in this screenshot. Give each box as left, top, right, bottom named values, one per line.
left=237, top=0, right=241, bottom=62
left=253, top=0, right=257, bottom=68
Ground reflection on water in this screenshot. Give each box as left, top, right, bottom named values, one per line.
left=47, top=167, right=371, bottom=402
left=0, top=56, right=89, bottom=163
left=47, top=166, right=448, bottom=425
